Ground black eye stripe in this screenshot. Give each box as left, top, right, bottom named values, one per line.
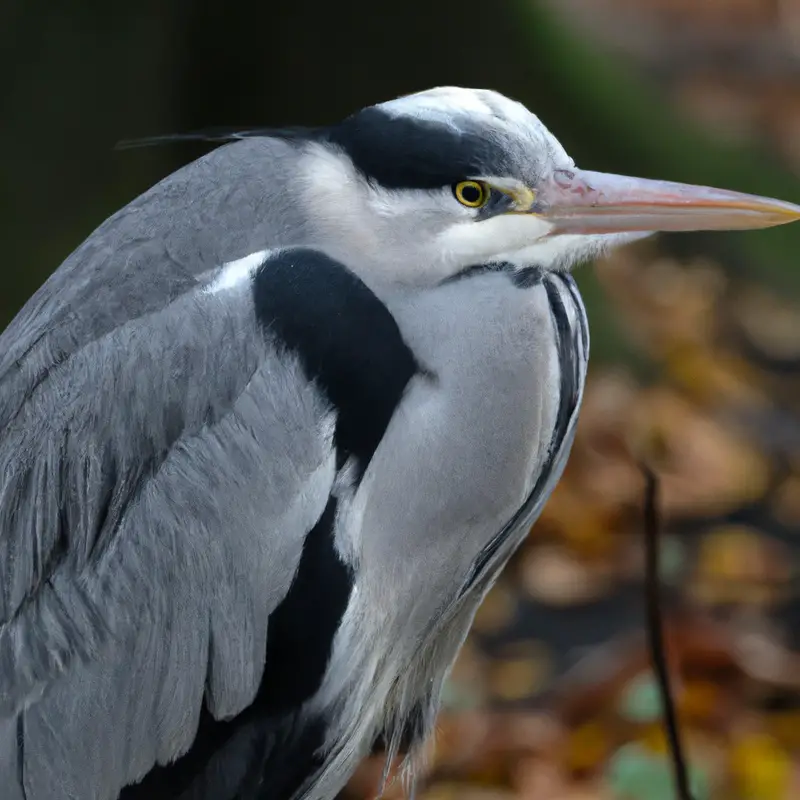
left=325, top=108, right=512, bottom=190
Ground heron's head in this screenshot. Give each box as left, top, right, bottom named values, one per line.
left=298, top=86, right=800, bottom=288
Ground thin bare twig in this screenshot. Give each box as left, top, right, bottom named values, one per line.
left=641, top=465, right=695, bottom=800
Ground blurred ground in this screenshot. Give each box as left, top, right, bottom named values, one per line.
left=343, top=3, right=800, bottom=799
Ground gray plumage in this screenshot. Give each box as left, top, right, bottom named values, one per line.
left=2, top=265, right=337, bottom=795
left=2, top=86, right=798, bottom=800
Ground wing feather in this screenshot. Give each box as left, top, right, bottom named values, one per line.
left=0, top=282, right=337, bottom=799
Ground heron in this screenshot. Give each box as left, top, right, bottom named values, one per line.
left=2, top=87, right=798, bottom=800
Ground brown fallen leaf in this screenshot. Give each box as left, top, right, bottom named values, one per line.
left=629, top=388, right=771, bottom=517
left=487, top=642, right=554, bottom=703
left=519, top=545, right=616, bottom=606
left=690, top=526, right=795, bottom=609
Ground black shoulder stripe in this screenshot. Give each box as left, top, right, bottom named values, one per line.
left=123, top=249, right=413, bottom=799
left=252, top=247, right=418, bottom=474
left=258, top=498, right=352, bottom=714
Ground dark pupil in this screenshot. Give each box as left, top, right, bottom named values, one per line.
left=460, top=183, right=482, bottom=204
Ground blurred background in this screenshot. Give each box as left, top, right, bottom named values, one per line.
left=4, top=0, right=800, bottom=798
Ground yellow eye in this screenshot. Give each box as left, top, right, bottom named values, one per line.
left=453, top=180, right=490, bottom=208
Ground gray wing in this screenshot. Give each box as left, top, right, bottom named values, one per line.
left=0, top=134, right=306, bottom=435
left=0, top=279, right=336, bottom=799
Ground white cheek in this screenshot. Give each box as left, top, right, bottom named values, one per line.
left=496, top=234, right=587, bottom=267
left=367, top=186, right=454, bottom=220
left=435, top=213, right=554, bottom=264
left=496, top=230, right=650, bottom=270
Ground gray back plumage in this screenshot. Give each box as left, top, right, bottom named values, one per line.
left=1, top=273, right=338, bottom=796
left=0, top=138, right=339, bottom=798
left=0, top=136, right=307, bottom=434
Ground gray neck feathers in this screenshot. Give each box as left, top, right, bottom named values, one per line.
left=306, top=272, right=567, bottom=798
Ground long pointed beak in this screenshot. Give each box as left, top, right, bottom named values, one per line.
left=535, top=168, right=800, bottom=235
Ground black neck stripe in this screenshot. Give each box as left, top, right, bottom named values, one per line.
left=251, top=247, right=418, bottom=475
